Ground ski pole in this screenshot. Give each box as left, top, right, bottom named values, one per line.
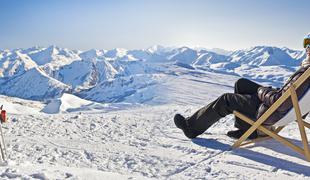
left=0, top=105, right=7, bottom=162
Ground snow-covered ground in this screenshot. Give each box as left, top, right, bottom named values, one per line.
left=0, top=65, right=309, bottom=179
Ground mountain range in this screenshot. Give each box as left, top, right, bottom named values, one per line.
left=0, top=45, right=307, bottom=105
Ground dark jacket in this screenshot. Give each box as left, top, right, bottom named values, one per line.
left=256, top=65, right=310, bottom=125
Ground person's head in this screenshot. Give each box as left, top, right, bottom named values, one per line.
left=301, top=33, right=310, bottom=67
left=306, top=45, right=310, bottom=57
left=304, top=33, right=310, bottom=57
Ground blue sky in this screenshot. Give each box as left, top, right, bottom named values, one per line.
left=0, top=0, right=309, bottom=50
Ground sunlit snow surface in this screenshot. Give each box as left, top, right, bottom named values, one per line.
left=0, top=46, right=309, bottom=179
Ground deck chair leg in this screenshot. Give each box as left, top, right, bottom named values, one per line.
left=234, top=111, right=306, bottom=156
left=295, top=118, right=310, bottom=129
left=290, top=86, right=310, bottom=161
left=303, top=121, right=310, bottom=129
left=240, top=126, right=285, bottom=147
left=232, top=111, right=268, bottom=148
left=240, top=136, right=271, bottom=147
left=231, top=89, right=292, bottom=149
left=257, top=124, right=305, bottom=155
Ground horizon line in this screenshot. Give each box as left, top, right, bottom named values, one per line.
left=0, top=44, right=306, bottom=52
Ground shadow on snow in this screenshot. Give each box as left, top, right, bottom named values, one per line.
left=192, top=137, right=310, bottom=176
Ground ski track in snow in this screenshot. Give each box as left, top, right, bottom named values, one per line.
left=0, top=104, right=309, bottom=179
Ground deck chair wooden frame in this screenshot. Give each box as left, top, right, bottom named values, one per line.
left=232, top=67, right=310, bottom=161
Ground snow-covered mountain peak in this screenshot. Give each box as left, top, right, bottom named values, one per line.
left=146, top=45, right=166, bottom=53
left=169, top=46, right=198, bottom=64
left=281, top=47, right=306, bottom=61
left=10, top=51, right=31, bottom=60
left=0, top=49, right=11, bottom=59
left=0, top=67, right=71, bottom=100
left=104, top=48, right=128, bottom=59
left=146, top=45, right=178, bottom=56
left=20, top=46, right=44, bottom=54
left=206, top=48, right=231, bottom=55
left=79, top=49, right=105, bottom=60
left=28, top=45, right=80, bottom=67
left=230, top=45, right=299, bottom=66
left=178, top=46, right=192, bottom=52
left=46, top=45, right=59, bottom=55
left=52, top=57, right=118, bottom=92
left=0, top=51, right=37, bottom=77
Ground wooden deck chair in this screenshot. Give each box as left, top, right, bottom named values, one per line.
left=232, top=67, right=310, bottom=161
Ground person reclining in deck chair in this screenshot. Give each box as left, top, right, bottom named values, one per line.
left=174, top=33, right=310, bottom=140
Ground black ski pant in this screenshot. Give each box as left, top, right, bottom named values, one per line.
left=186, top=78, right=262, bottom=136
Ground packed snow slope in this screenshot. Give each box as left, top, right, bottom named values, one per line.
left=0, top=45, right=309, bottom=179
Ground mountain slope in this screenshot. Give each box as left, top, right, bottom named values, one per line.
left=53, top=59, right=118, bottom=91
left=79, top=74, right=161, bottom=103
left=230, top=46, right=300, bottom=66
left=27, top=45, right=80, bottom=66
left=0, top=51, right=37, bottom=78
left=0, top=67, right=70, bottom=100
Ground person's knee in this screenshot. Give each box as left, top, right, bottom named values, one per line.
left=213, top=93, right=234, bottom=116
left=235, top=78, right=247, bottom=88
left=219, top=93, right=233, bottom=101
left=214, top=93, right=230, bottom=109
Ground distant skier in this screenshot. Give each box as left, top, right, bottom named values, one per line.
left=174, top=33, right=310, bottom=139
